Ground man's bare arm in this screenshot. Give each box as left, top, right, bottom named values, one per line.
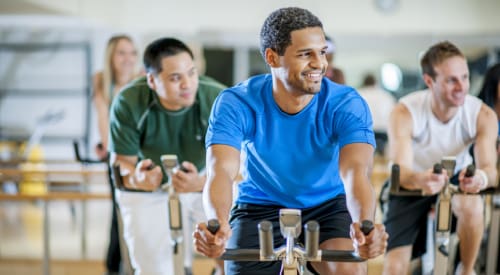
left=387, top=103, right=445, bottom=192
left=339, top=143, right=375, bottom=222
left=203, top=144, right=240, bottom=224
left=473, top=104, right=498, bottom=188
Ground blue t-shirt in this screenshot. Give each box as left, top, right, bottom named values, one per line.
left=206, top=74, right=375, bottom=208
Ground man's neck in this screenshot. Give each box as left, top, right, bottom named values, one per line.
left=430, top=97, right=458, bottom=123
left=272, top=78, right=314, bottom=115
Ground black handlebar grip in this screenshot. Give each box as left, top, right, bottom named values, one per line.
left=433, top=163, right=443, bottom=174
left=465, top=164, right=475, bottom=178
left=390, top=164, right=400, bottom=193
left=207, top=219, right=220, bottom=235
left=73, top=140, right=102, bottom=163
left=73, top=140, right=82, bottom=162
left=360, top=220, right=374, bottom=235
left=112, top=164, right=125, bottom=189
left=179, top=165, right=189, bottom=173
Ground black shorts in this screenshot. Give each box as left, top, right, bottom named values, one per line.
left=383, top=174, right=459, bottom=259
left=225, top=194, right=352, bottom=275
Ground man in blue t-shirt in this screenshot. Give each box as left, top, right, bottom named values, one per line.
left=194, top=7, right=388, bottom=274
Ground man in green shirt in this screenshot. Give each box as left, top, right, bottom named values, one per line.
left=108, top=37, right=225, bottom=275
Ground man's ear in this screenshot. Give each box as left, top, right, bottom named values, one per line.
left=422, top=74, right=434, bottom=89
left=265, top=48, right=280, bottom=68
left=146, top=73, right=156, bottom=90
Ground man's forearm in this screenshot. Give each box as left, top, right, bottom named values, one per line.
left=346, top=173, right=376, bottom=222
left=482, top=166, right=498, bottom=188
left=399, top=165, right=424, bottom=190
left=203, top=174, right=234, bottom=224
left=109, top=153, right=138, bottom=188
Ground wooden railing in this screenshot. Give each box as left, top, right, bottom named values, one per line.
left=0, top=164, right=109, bottom=275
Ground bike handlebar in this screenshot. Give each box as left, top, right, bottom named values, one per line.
left=360, top=220, right=374, bottom=235
left=73, top=140, right=103, bottom=164
left=433, top=163, right=443, bottom=174
left=213, top=248, right=365, bottom=262
left=111, top=163, right=152, bottom=192
left=206, top=218, right=373, bottom=263
left=110, top=161, right=183, bottom=193
left=390, top=162, right=499, bottom=196
left=207, top=219, right=374, bottom=236
left=464, top=164, right=475, bottom=177
left=219, top=249, right=261, bottom=261
left=320, top=250, right=365, bottom=262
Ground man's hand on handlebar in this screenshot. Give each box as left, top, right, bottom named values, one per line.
left=420, top=168, right=447, bottom=195
left=350, top=222, right=388, bottom=259
left=458, top=166, right=486, bottom=193
left=193, top=221, right=231, bottom=258
left=172, top=161, right=204, bottom=193
left=129, top=159, right=162, bottom=191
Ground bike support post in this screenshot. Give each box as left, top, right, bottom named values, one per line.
left=434, top=157, right=456, bottom=275
left=168, top=188, right=184, bottom=275
left=163, top=156, right=185, bottom=275
left=486, top=194, right=500, bottom=274
left=279, top=209, right=302, bottom=275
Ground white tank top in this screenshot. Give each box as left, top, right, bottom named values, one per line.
left=400, top=89, right=482, bottom=174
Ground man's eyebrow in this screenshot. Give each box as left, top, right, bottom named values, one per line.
left=166, top=72, right=181, bottom=78
left=296, top=48, right=313, bottom=53
left=296, top=46, right=328, bottom=53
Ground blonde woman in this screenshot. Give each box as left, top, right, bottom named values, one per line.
left=93, top=34, right=139, bottom=275
left=93, top=35, right=140, bottom=160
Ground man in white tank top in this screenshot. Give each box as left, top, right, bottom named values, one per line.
left=382, top=41, right=498, bottom=275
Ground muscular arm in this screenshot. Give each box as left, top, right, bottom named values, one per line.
left=473, top=104, right=498, bottom=188
left=388, top=103, right=442, bottom=191
left=203, top=144, right=240, bottom=225
left=339, top=143, right=375, bottom=222
left=388, top=104, right=417, bottom=189
left=194, top=144, right=239, bottom=257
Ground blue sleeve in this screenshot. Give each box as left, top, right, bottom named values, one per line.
left=205, top=92, right=252, bottom=150
left=333, top=94, right=376, bottom=149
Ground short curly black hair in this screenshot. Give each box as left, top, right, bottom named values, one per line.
left=259, top=7, right=323, bottom=59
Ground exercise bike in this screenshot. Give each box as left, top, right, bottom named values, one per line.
left=207, top=208, right=374, bottom=275
left=389, top=156, right=500, bottom=275
left=112, top=154, right=190, bottom=275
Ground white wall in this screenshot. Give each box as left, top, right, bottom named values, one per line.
left=11, top=0, right=500, bottom=86
left=1, top=0, right=500, bottom=159
left=18, top=0, right=500, bottom=36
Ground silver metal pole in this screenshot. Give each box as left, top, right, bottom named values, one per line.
left=43, top=200, right=50, bottom=275
left=486, top=195, right=500, bottom=275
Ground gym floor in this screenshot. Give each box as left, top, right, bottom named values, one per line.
left=0, top=157, right=389, bottom=275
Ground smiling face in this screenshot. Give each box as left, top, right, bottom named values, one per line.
left=147, top=52, right=199, bottom=111
left=424, top=55, right=469, bottom=108
left=111, top=38, right=138, bottom=78
left=269, top=27, right=328, bottom=95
